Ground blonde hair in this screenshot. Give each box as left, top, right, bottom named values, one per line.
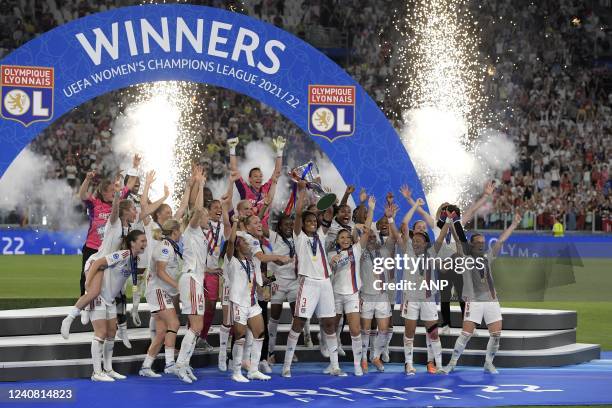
left=181, top=207, right=209, bottom=230
left=119, top=199, right=134, bottom=219
left=153, top=218, right=181, bottom=240
left=237, top=199, right=251, bottom=213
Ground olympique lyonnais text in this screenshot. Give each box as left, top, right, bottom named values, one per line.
left=1, top=66, right=53, bottom=87
left=372, top=255, right=487, bottom=275
left=75, top=17, right=286, bottom=75
left=309, top=85, right=354, bottom=104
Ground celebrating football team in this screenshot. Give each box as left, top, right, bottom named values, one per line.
left=61, top=136, right=521, bottom=382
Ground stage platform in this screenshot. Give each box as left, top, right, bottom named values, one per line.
left=0, top=304, right=600, bottom=381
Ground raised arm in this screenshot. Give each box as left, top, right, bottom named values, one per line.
left=187, top=163, right=202, bottom=209
left=226, top=215, right=239, bottom=261
left=140, top=185, right=169, bottom=222
left=359, top=196, right=376, bottom=247
left=293, top=179, right=307, bottom=236
left=448, top=221, right=464, bottom=256
left=228, top=137, right=240, bottom=173
left=193, top=167, right=206, bottom=211
left=271, top=136, right=286, bottom=176
left=258, top=169, right=279, bottom=221
left=433, top=221, right=451, bottom=254
left=491, top=212, right=521, bottom=257
left=189, top=207, right=204, bottom=229
left=124, top=153, right=142, bottom=193
left=400, top=184, right=435, bottom=229
left=108, top=174, right=122, bottom=224
left=401, top=197, right=424, bottom=232
left=79, top=171, right=95, bottom=201
left=225, top=170, right=239, bottom=208
left=462, top=180, right=495, bottom=225
left=220, top=193, right=233, bottom=239
left=340, top=185, right=355, bottom=206
left=174, top=175, right=194, bottom=221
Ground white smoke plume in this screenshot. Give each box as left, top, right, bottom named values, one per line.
left=474, top=129, right=518, bottom=173
left=401, top=107, right=517, bottom=214
left=0, top=148, right=83, bottom=228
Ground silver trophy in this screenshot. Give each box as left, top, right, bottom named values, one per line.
left=290, top=161, right=337, bottom=211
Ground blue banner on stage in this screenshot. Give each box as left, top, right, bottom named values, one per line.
left=3, top=363, right=612, bottom=408
left=0, top=228, right=86, bottom=255
left=1, top=228, right=610, bottom=257
left=0, top=4, right=427, bottom=218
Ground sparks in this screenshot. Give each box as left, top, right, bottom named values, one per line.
left=391, top=0, right=509, bottom=212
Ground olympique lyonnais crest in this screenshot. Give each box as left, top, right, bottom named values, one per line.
left=1, top=65, right=54, bottom=127
left=308, top=85, right=355, bottom=141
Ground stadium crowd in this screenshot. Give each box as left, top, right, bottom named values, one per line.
left=0, top=0, right=610, bottom=232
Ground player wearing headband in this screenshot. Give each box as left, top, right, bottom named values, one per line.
left=443, top=213, right=522, bottom=375
left=84, top=230, right=147, bottom=381
left=281, top=180, right=346, bottom=378
left=328, top=195, right=375, bottom=376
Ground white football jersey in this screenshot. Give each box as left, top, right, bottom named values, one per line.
left=182, top=225, right=209, bottom=281
left=147, top=239, right=182, bottom=296
left=99, top=250, right=134, bottom=305
left=226, top=255, right=262, bottom=307
left=295, top=228, right=332, bottom=280
left=268, top=230, right=297, bottom=283
left=204, top=219, right=226, bottom=269
left=328, top=243, right=362, bottom=295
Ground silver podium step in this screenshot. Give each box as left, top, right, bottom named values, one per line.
left=0, top=304, right=600, bottom=381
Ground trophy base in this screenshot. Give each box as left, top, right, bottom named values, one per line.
left=316, top=193, right=337, bottom=211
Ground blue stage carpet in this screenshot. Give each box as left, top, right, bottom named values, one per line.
left=2, top=361, right=612, bottom=407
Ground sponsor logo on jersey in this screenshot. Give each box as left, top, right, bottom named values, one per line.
left=308, top=85, right=355, bottom=142
left=162, top=248, right=169, bottom=255
left=1, top=65, right=54, bottom=126
left=113, top=253, right=120, bottom=260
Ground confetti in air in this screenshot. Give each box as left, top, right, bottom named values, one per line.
left=391, top=0, right=515, bottom=213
